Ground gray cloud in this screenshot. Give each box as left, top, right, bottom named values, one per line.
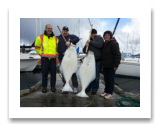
left=20, top=18, right=106, bottom=51
left=20, top=18, right=140, bottom=53
left=20, top=18, right=85, bottom=45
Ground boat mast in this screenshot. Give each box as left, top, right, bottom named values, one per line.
left=127, top=33, right=129, bottom=51
left=112, top=18, right=120, bottom=37
left=36, top=18, right=37, bottom=39
left=39, top=18, right=41, bottom=34
left=78, top=19, right=80, bottom=38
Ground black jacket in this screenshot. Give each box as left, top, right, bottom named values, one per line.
left=57, top=34, right=79, bottom=59
left=83, top=35, right=104, bottom=60
left=102, top=39, right=121, bottom=68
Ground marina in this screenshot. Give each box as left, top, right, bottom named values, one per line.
left=20, top=18, right=140, bottom=107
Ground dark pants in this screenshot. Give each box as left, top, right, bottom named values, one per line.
left=59, top=59, right=78, bottom=88
left=103, top=68, right=116, bottom=95
left=41, top=57, right=56, bottom=87
left=85, top=61, right=102, bottom=93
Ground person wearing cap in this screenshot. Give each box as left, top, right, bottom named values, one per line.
left=83, top=29, right=104, bottom=95
left=35, top=24, right=59, bottom=93
left=100, top=31, right=121, bottom=99
left=57, top=26, right=80, bottom=93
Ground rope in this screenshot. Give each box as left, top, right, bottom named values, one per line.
left=116, top=98, right=140, bottom=107
left=100, top=77, right=140, bottom=107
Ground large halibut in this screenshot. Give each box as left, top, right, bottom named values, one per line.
left=76, top=51, right=96, bottom=97
left=60, top=43, right=78, bottom=92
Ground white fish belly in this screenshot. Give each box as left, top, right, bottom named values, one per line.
left=79, top=64, right=95, bottom=89
left=76, top=54, right=96, bottom=98
left=60, top=44, right=78, bottom=92
left=60, top=57, right=77, bottom=82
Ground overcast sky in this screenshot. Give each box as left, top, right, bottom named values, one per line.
left=20, top=18, right=140, bottom=54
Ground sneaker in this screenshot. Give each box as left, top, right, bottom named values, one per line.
left=91, top=92, right=96, bottom=95
left=74, top=88, right=78, bottom=93
left=100, top=92, right=107, bottom=97
left=104, top=93, right=112, bottom=99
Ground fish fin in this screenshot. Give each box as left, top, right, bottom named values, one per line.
left=76, top=91, right=89, bottom=98
left=62, top=83, right=73, bottom=92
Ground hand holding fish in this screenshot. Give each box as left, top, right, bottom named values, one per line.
left=86, top=40, right=90, bottom=47
left=86, top=42, right=89, bottom=47
left=87, top=40, right=90, bottom=43
left=66, top=41, right=70, bottom=47
left=114, top=67, right=117, bottom=70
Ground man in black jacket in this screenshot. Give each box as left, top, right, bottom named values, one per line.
left=57, top=26, right=80, bottom=93
left=83, top=29, right=104, bottom=95
left=100, top=30, right=121, bottom=99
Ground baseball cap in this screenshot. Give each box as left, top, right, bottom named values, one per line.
left=62, top=26, right=69, bottom=31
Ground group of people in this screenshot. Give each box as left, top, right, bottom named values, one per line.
left=34, top=24, right=121, bottom=100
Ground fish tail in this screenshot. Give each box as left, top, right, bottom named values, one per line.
left=62, top=83, right=73, bottom=92
left=76, top=91, right=89, bottom=98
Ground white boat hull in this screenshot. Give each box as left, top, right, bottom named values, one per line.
left=20, top=53, right=40, bottom=72
left=116, top=59, right=140, bottom=78
left=20, top=59, right=40, bottom=71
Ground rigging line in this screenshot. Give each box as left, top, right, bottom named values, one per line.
left=88, top=18, right=91, bottom=26
left=115, top=34, right=126, bottom=45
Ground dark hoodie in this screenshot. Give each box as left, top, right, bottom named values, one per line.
left=56, top=34, right=79, bottom=59
left=83, top=35, right=104, bottom=61
left=102, top=38, right=121, bottom=68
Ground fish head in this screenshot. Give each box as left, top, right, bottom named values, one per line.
left=65, top=43, right=76, bottom=57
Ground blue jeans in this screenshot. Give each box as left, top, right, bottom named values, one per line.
left=103, top=68, right=116, bottom=95
left=85, top=61, right=102, bottom=93
left=41, top=57, right=56, bottom=87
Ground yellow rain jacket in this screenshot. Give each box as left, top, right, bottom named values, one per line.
left=35, top=34, right=59, bottom=59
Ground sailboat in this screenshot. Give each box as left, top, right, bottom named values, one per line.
left=115, top=52, right=140, bottom=78
left=115, top=32, right=140, bottom=78
left=20, top=18, right=41, bottom=72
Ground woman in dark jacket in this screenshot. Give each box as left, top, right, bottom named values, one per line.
left=101, top=31, right=121, bottom=99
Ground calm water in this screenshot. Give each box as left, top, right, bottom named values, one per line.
left=20, top=69, right=42, bottom=90
left=20, top=70, right=140, bottom=94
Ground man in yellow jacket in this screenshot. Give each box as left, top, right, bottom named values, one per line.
left=35, top=24, right=59, bottom=93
